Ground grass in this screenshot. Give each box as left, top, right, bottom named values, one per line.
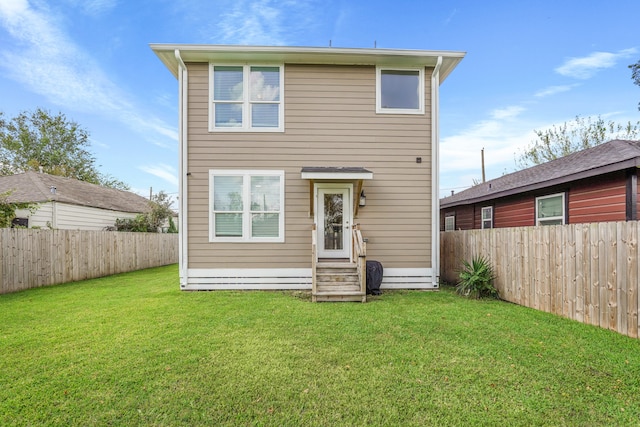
left=1, top=265, right=640, bottom=426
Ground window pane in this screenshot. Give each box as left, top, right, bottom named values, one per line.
left=381, top=70, right=419, bottom=109
left=214, top=66, right=243, bottom=101
left=445, top=216, right=455, bottom=231
left=482, top=208, right=492, bottom=220
left=215, top=213, right=242, bottom=236
left=251, top=104, right=279, bottom=128
left=251, top=213, right=279, bottom=237
left=214, top=176, right=243, bottom=211
left=539, top=218, right=563, bottom=226
left=250, top=176, right=280, bottom=211
left=250, top=67, right=280, bottom=101
left=538, top=196, right=562, bottom=218
left=214, top=103, right=243, bottom=127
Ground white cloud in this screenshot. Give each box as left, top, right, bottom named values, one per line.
left=555, top=48, right=638, bottom=79
left=440, top=105, right=538, bottom=193
left=214, top=0, right=318, bottom=45
left=443, top=9, right=457, bottom=26
left=490, top=105, right=525, bottom=120
left=0, top=0, right=177, bottom=146
left=534, top=84, right=578, bottom=98
left=64, top=0, right=117, bottom=16
left=139, top=164, right=179, bottom=187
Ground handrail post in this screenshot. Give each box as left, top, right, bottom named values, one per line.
left=311, top=224, right=317, bottom=302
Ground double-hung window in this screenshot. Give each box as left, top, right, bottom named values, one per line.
left=210, top=65, right=283, bottom=131
left=210, top=170, right=284, bottom=242
left=444, top=215, right=455, bottom=231
left=536, top=193, right=565, bottom=226
left=376, top=67, right=424, bottom=114
left=481, top=206, right=493, bottom=229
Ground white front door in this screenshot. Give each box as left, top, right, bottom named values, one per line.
left=317, top=185, right=352, bottom=259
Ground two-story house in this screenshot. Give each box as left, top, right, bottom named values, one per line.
left=152, top=44, right=465, bottom=300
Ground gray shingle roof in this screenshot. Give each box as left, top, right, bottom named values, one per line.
left=441, top=139, right=640, bottom=208
left=0, top=172, right=151, bottom=213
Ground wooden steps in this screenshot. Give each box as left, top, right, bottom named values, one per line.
left=313, top=262, right=366, bottom=302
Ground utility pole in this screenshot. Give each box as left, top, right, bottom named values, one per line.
left=481, top=148, right=486, bottom=183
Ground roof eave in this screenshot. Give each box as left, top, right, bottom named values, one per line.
left=441, top=158, right=640, bottom=209
left=150, top=44, right=466, bottom=82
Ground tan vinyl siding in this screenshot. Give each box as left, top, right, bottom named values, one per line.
left=186, top=62, right=433, bottom=269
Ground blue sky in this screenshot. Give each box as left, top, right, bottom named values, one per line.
left=0, top=0, right=638, bottom=201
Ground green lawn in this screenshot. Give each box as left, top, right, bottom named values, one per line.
left=1, top=265, right=639, bottom=426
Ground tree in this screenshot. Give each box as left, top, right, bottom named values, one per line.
left=0, top=108, right=129, bottom=190
left=631, top=59, right=640, bottom=110
left=516, top=115, right=640, bottom=169
left=115, top=191, right=175, bottom=232
left=0, top=190, right=34, bottom=228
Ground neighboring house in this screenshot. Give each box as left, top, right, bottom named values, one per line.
left=0, top=171, right=151, bottom=230
left=440, top=139, right=640, bottom=231
left=151, top=44, right=465, bottom=297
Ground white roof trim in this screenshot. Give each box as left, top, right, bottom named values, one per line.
left=150, top=44, right=465, bottom=83
left=301, top=171, right=373, bottom=180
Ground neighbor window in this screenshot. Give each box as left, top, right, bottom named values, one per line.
left=481, top=206, right=493, bottom=229
left=376, top=67, right=424, bottom=114
left=210, top=65, right=283, bottom=131
left=210, top=170, right=284, bottom=242
left=444, top=215, right=455, bottom=231
left=536, top=193, right=565, bottom=226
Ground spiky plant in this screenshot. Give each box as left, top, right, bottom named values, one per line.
left=456, top=256, right=498, bottom=299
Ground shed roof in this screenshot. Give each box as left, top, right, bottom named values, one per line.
left=0, top=172, right=151, bottom=213
left=441, top=139, right=640, bottom=208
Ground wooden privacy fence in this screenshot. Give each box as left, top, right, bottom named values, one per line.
left=440, top=221, right=639, bottom=339
left=0, top=229, right=178, bottom=294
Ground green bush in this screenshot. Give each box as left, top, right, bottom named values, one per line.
left=456, top=255, right=498, bottom=299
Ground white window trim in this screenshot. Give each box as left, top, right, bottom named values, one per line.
left=376, top=66, right=425, bottom=115
left=536, top=192, right=565, bottom=226
left=481, top=206, right=493, bottom=229
left=444, top=215, right=455, bottom=231
left=209, top=64, right=285, bottom=132
left=209, top=170, right=285, bottom=242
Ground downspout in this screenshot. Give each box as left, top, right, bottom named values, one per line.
left=431, top=56, right=442, bottom=288
left=175, top=49, right=189, bottom=288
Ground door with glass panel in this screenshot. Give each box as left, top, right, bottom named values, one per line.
left=317, top=186, right=351, bottom=259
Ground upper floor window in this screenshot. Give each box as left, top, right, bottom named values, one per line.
left=444, top=215, right=455, bottom=231
left=481, top=206, right=493, bottom=229
left=209, top=65, right=284, bottom=132
left=210, top=170, right=285, bottom=242
left=536, top=193, right=565, bottom=226
left=376, top=67, right=424, bottom=114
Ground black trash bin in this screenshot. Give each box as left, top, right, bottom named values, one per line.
left=366, top=260, right=383, bottom=295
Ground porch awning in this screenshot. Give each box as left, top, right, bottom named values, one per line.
left=301, top=167, right=373, bottom=217
left=300, top=166, right=373, bottom=181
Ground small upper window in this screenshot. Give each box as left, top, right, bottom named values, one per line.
left=444, top=215, right=455, bottom=231
left=376, top=67, right=424, bottom=114
left=210, top=64, right=283, bottom=132
left=481, top=206, right=493, bottom=229
left=536, top=193, right=565, bottom=226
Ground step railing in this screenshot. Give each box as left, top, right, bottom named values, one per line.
left=352, top=224, right=367, bottom=298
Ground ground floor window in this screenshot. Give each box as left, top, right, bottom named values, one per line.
left=536, top=193, right=565, bottom=225
left=209, top=170, right=284, bottom=242
left=444, top=215, right=455, bottom=231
